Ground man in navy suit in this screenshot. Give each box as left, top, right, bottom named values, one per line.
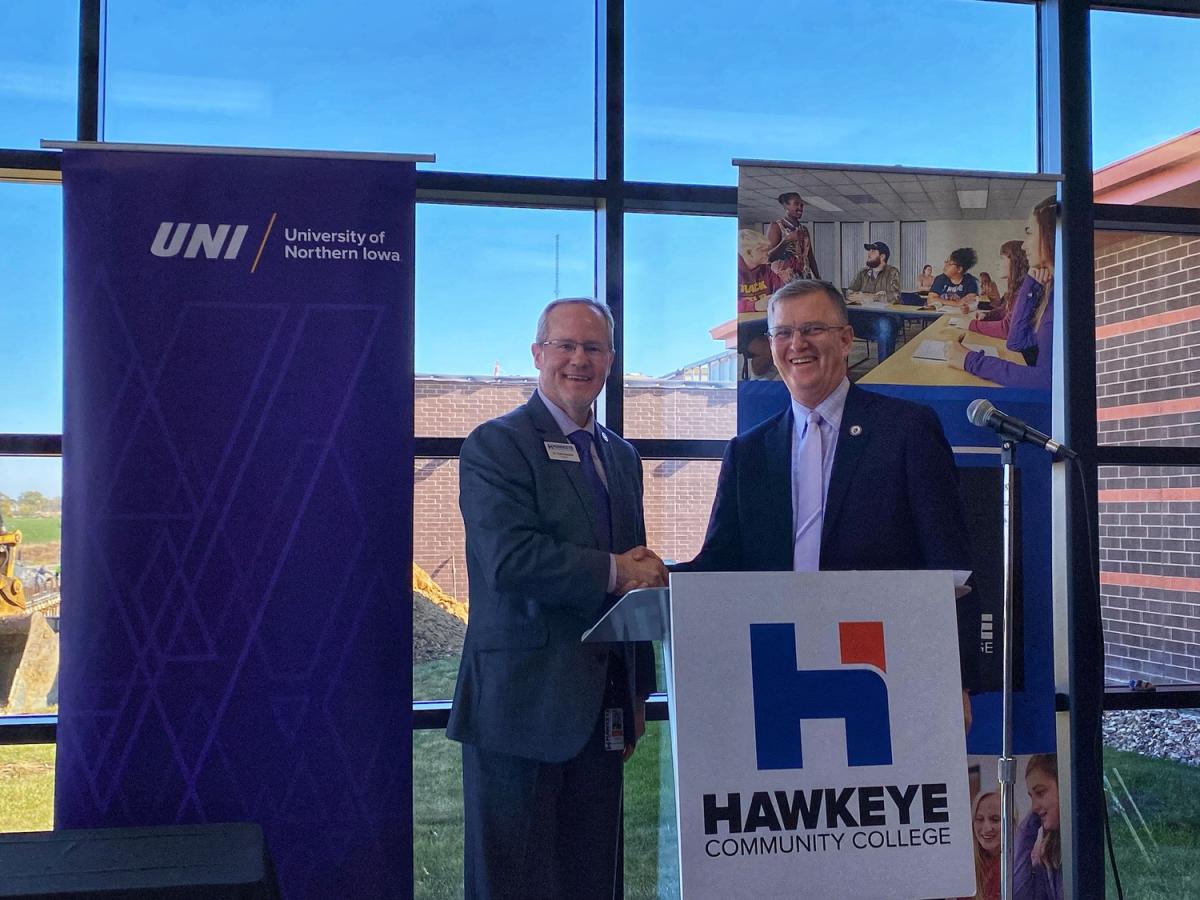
left=447, top=298, right=664, bottom=900
left=682, top=279, right=976, bottom=686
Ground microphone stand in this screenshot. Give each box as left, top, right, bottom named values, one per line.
left=999, top=439, right=1017, bottom=900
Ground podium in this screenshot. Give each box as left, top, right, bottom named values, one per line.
left=586, top=570, right=975, bottom=900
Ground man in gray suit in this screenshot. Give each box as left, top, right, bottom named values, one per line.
left=447, top=297, right=665, bottom=899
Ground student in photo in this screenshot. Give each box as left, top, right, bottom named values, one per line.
left=977, top=271, right=1002, bottom=306
left=1014, top=754, right=1063, bottom=900
left=738, top=229, right=787, bottom=313
left=929, top=248, right=980, bottom=305
left=765, top=192, right=820, bottom=280
left=970, top=239, right=1030, bottom=332
left=847, top=241, right=901, bottom=304
left=960, top=789, right=1002, bottom=900
left=917, top=263, right=936, bottom=291
left=948, top=197, right=1056, bottom=389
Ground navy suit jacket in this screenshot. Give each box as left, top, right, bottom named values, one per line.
left=447, top=393, right=657, bottom=763
left=685, top=383, right=971, bottom=573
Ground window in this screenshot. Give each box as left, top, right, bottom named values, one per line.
left=103, top=0, right=595, bottom=177
left=626, top=0, right=1037, bottom=185
left=0, top=3, right=78, bottom=150
left=414, top=205, right=594, bottom=435
left=1095, top=231, right=1200, bottom=448
left=623, top=213, right=736, bottom=440
left=0, top=184, right=63, bottom=434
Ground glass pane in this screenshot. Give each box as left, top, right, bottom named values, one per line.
left=0, top=456, right=61, bottom=716
left=624, top=718, right=678, bottom=897
left=103, top=1, right=593, bottom=177
left=1103, top=710, right=1200, bottom=897
left=1095, top=231, right=1200, bottom=448
left=624, top=214, right=737, bottom=440
left=0, top=743, right=55, bottom=833
left=413, top=729, right=464, bottom=899
left=626, top=0, right=1037, bottom=185
left=0, top=184, right=63, bottom=434
left=0, top=3, right=78, bottom=150
left=1093, top=11, right=1200, bottom=207
left=415, top=205, right=594, bottom=436
left=413, top=458, right=465, bottom=703
left=642, top=458, right=720, bottom=568
left=1099, top=465, right=1200, bottom=687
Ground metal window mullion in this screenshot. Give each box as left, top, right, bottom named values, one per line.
left=1043, top=2, right=1105, bottom=898
left=597, top=0, right=625, bottom=436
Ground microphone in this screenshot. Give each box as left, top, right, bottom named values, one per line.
left=967, top=399, right=1077, bottom=460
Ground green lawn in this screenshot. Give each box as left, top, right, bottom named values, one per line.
left=6, top=670, right=1198, bottom=900
left=5, top=516, right=61, bottom=545
left=1103, top=747, right=1200, bottom=899
left=412, top=653, right=675, bottom=899
left=0, top=743, right=55, bottom=833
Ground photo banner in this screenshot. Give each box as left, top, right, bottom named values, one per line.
left=735, top=160, right=1059, bottom=757
left=57, top=148, right=416, bottom=899
left=734, top=161, right=1065, bottom=897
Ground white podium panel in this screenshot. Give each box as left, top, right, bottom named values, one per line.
left=668, top=570, right=974, bottom=900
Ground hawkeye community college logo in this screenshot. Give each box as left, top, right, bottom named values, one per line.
left=750, top=621, right=892, bottom=770
left=150, top=222, right=250, bottom=260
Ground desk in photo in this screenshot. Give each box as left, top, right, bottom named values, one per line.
left=859, top=313, right=1027, bottom=387
left=846, top=301, right=944, bottom=361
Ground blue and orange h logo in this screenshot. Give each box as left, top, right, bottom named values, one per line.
left=750, top=621, right=893, bottom=769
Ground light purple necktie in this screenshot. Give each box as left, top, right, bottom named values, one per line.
left=793, top=411, right=824, bottom=572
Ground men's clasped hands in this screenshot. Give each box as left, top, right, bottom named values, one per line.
left=614, top=545, right=668, bottom=593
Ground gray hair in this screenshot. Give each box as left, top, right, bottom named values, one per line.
left=766, top=279, right=849, bottom=327
left=535, top=297, right=615, bottom=347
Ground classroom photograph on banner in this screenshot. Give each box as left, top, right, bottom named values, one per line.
left=736, top=163, right=1059, bottom=391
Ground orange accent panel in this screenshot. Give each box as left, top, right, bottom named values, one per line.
left=1096, top=397, right=1200, bottom=422
left=839, top=621, right=886, bottom=672
left=1101, top=571, right=1200, bottom=593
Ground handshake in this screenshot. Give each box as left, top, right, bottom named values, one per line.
left=614, top=545, right=668, bottom=594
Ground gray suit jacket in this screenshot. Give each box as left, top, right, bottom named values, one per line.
left=447, top=393, right=657, bottom=762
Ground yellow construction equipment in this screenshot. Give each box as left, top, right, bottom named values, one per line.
left=0, top=524, right=59, bottom=713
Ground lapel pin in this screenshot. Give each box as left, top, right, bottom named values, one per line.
left=849, top=424, right=863, bottom=437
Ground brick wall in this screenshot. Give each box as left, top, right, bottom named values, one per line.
left=1095, top=233, right=1200, bottom=685
left=413, top=378, right=732, bottom=607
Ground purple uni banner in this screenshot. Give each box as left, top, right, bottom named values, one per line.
left=57, top=148, right=417, bottom=898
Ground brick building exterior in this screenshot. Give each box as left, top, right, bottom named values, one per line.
left=1095, top=232, right=1200, bottom=685
left=413, top=377, right=734, bottom=604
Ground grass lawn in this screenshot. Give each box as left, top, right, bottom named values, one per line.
left=1103, top=747, right=1200, bottom=899
left=4, top=516, right=61, bottom=546
left=0, top=743, right=55, bottom=832
left=412, top=654, right=675, bottom=899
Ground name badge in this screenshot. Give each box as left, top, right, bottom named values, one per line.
left=544, top=441, right=580, bottom=462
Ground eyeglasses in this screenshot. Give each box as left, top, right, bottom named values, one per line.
left=537, top=339, right=612, bottom=358
left=765, top=323, right=846, bottom=342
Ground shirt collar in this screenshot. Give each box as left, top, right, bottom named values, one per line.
left=538, top=387, right=595, bottom=438
left=790, top=376, right=850, bottom=432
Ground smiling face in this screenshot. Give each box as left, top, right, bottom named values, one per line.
left=973, top=793, right=1001, bottom=854
left=782, top=196, right=804, bottom=219
left=943, top=257, right=963, bottom=280
left=768, top=290, right=853, bottom=408
left=532, top=302, right=613, bottom=425
left=1027, top=769, right=1060, bottom=832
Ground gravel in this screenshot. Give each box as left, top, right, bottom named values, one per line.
left=412, top=591, right=466, bottom=663
left=1103, top=708, right=1200, bottom=767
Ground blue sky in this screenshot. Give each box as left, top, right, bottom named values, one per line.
left=2, top=1, right=1200, bottom=496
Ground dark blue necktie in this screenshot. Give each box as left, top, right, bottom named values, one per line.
left=567, top=429, right=612, bottom=552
